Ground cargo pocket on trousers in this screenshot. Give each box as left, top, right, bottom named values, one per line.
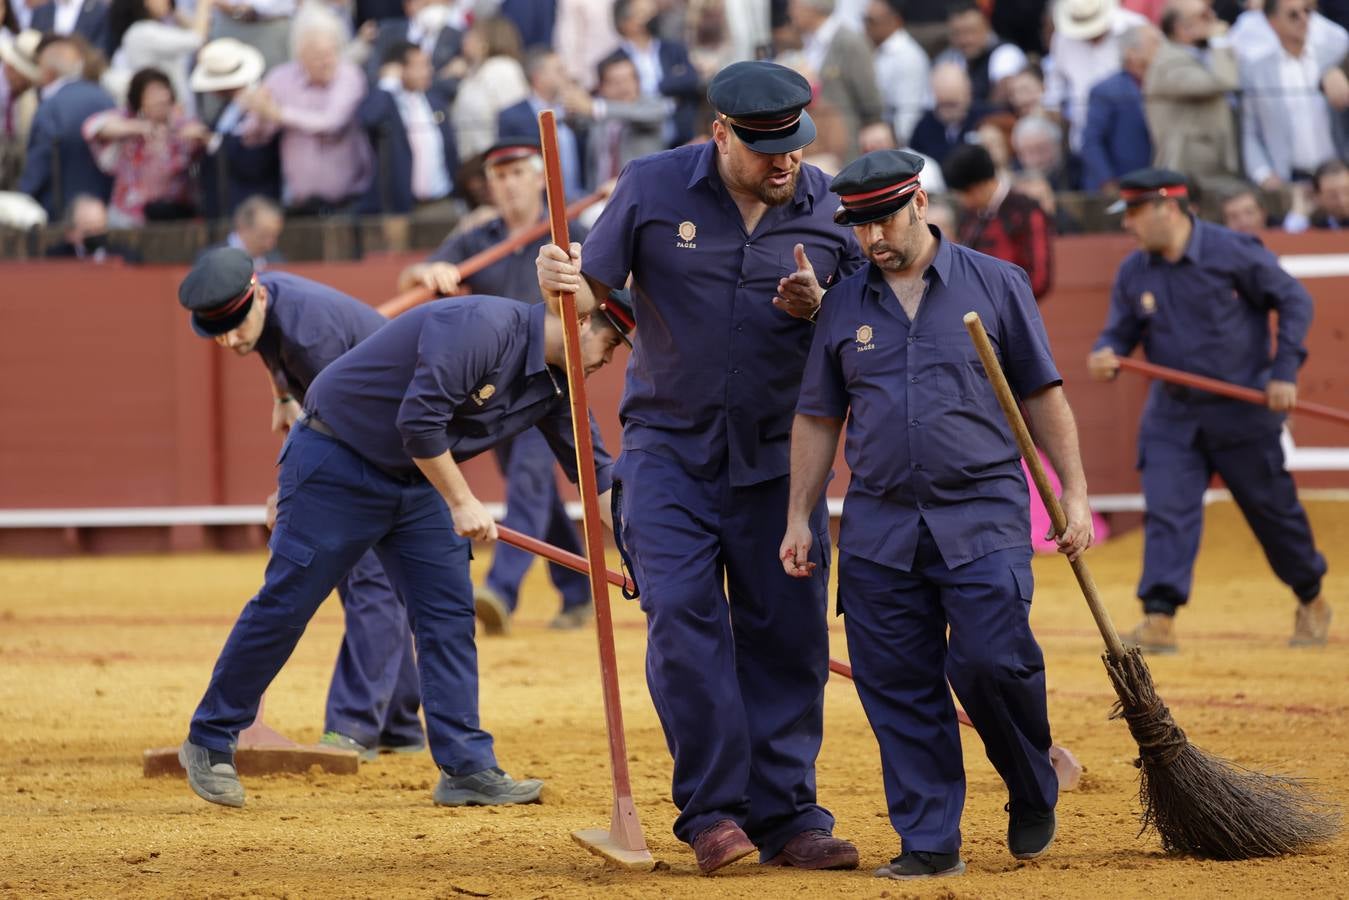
left=269, top=528, right=316, bottom=569
left=1011, top=563, right=1035, bottom=605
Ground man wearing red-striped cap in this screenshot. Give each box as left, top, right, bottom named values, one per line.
left=782, top=148, right=1093, bottom=879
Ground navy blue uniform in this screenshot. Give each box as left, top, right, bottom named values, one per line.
left=188, top=298, right=612, bottom=774
left=581, top=141, right=865, bottom=857
left=798, top=230, right=1061, bottom=854
left=428, top=219, right=592, bottom=614
left=254, top=273, right=423, bottom=751
left=1094, top=218, right=1327, bottom=614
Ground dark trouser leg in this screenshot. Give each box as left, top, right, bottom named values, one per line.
left=375, top=482, right=496, bottom=775
left=617, top=451, right=750, bottom=845
left=1137, top=436, right=1212, bottom=615
left=485, top=429, right=589, bottom=611
left=941, top=545, right=1057, bottom=814
left=839, top=546, right=962, bottom=854
left=1209, top=431, right=1327, bottom=601
left=324, top=550, right=424, bottom=747
left=722, top=475, right=834, bottom=860
left=189, top=429, right=389, bottom=753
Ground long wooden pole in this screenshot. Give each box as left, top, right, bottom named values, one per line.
left=538, top=110, right=650, bottom=866
left=1115, top=356, right=1349, bottom=427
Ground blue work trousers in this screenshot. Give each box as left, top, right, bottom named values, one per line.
left=840, top=522, right=1056, bottom=855
left=188, top=425, right=496, bottom=775
left=616, top=449, right=834, bottom=860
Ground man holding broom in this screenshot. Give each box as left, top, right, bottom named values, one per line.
left=536, top=60, right=866, bottom=874
left=780, top=149, right=1094, bottom=879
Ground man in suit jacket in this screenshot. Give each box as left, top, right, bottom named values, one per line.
left=568, top=51, right=668, bottom=186
left=18, top=36, right=114, bottom=218
left=789, top=0, right=886, bottom=163
left=613, top=0, right=699, bottom=147
left=1082, top=24, right=1159, bottom=191
left=908, top=61, right=985, bottom=166
left=1240, top=0, right=1347, bottom=191
left=44, top=194, right=140, bottom=262
left=497, top=48, right=585, bottom=196
left=198, top=194, right=286, bottom=269
left=1146, top=0, right=1240, bottom=184
left=364, top=0, right=463, bottom=88
left=29, top=0, right=114, bottom=59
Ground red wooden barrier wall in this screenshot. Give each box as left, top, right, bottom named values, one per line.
left=1, top=231, right=1345, bottom=554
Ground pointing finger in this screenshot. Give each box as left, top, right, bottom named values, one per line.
left=794, top=243, right=812, bottom=273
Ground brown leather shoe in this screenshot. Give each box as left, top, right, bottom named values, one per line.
left=1290, top=595, right=1332, bottom=647
left=764, top=829, right=860, bottom=870
left=692, top=819, right=756, bottom=875
left=1121, top=612, right=1178, bottom=654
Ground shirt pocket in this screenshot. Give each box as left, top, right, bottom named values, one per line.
left=933, top=334, right=989, bottom=402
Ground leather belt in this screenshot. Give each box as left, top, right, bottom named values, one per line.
left=297, top=411, right=425, bottom=485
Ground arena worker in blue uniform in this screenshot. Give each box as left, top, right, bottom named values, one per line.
left=398, top=140, right=595, bottom=636
left=537, top=60, right=867, bottom=875
left=1088, top=168, right=1331, bottom=653
left=782, top=150, right=1095, bottom=881
left=178, top=248, right=424, bottom=763
left=175, top=285, right=632, bottom=810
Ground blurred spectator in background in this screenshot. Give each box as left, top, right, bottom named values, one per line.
left=498, top=0, right=557, bottom=51
left=975, top=113, right=1015, bottom=172
left=1004, top=65, right=1048, bottom=119
left=203, top=193, right=286, bottom=268
left=19, top=35, right=115, bottom=217
left=191, top=36, right=280, bottom=220
left=1044, top=0, right=1149, bottom=153
left=1229, top=0, right=1348, bottom=66
left=360, top=40, right=457, bottom=217
left=554, top=0, right=620, bottom=91
left=789, top=0, right=888, bottom=162
left=1240, top=0, right=1347, bottom=191
left=614, top=0, right=699, bottom=147
left=1146, top=0, right=1239, bottom=184
left=104, top=0, right=213, bottom=114
left=498, top=48, right=583, bottom=197
left=944, top=141, right=1053, bottom=298
left=687, top=0, right=767, bottom=85
left=993, top=0, right=1052, bottom=56
left=82, top=66, right=206, bottom=225
left=29, top=0, right=114, bottom=58
left=2, top=0, right=20, bottom=37
left=865, top=0, right=930, bottom=146
left=1014, top=169, right=1085, bottom=233
left=206, top=0, right=294, bottom=75
left=242, top=4, right=372, bottom=214
left=44, top=193, right=141, bottom=260
left=449, top=15, right=527, bottom=158
left=0, top=27, right=39, bottom=190
left=1012, top=112, right=1080, bottom=190
left=1284, top=157, right=1349, bottom=229
left=909, top=61, right=983, bottom=164
left=935, top=0, right=1028, bottom=105
left=568, top=50, right=669, bottom=186
left=924, top=190, right=957, bottom=232
left=359, top=0, right=463, bottom=87
left=1081, top=23, right=1158, bottom=191
left=1219, top=181, right=1272, bottom=232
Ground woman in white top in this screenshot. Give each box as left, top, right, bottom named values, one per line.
left=448, top=15, right=527, bottom=159
left=104, top=0, right=214, bottom=114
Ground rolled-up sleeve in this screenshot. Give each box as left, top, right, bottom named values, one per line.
left=579, top=162, right=641, bottom=291
left=1239, top=238, right=1312, bottom=382
left=998, top=267, right=1061, bottom=398
left=397, top=309, right=503, bottom=459
left=796, top=301, right=848, bottom=419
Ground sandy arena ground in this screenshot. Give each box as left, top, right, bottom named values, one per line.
left=1, top=500, right=1347, bottom=898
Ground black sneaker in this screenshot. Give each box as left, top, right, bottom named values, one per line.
left=432, top=766, right=543, bottom=806
left=1007, top=801, right=1056, bottom=859
left=875, top=850, right=966, bottom=880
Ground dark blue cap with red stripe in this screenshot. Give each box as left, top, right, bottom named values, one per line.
left=707, top=61, right=816, bottom=155
left=829, top=150, right=926, bottom=227
left=179, top=247, right=258, bottom=337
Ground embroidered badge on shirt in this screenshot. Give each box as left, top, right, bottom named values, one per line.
left=676, top=221, right=697, bottom=249
left=471, top=384, right=496, bottom=406
left=1140, top=291, right=1157, bottom=315
left=856, top=324, right=875, bottom=352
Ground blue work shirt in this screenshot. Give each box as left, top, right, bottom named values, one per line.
left=1093, top=218, right=1313, bottom=446
left=581, top=141, right=866, bottom=487
left=304, top=296, right=613, bottom=490
left=428, top=215, right=588, bottom=305
left=254, top=272, right=387, bottom=398
left=797, top=228, right=1061, bottom=571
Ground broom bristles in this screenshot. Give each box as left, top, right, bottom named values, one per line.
left=1104, top=648, right=1341, bottom=860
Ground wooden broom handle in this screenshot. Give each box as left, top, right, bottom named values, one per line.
left=963, top=313, right=1128, bottom=660
left=1115, top=356, right=1349, bottom=428
left=375, top=190, right=607, bottom=318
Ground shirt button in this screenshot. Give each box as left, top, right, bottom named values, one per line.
left=920, top=502, right=930, bottom=509
left=913, top=462, right=923, bottom=470
left=910, top=419, right=919, bottom=427
left=910, top=376, right=918, bottom=383
left=907, top=337, right=915, bottom=344
left=731, top=368, right=741, bottom=375
left=736, top=325, right=744, bottom=332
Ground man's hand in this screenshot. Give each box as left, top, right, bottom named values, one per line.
left=1267, top=379, right=1297, bottom=411
left=1050, top=490, right=1094, bottom=562
left=449, top=495, right=499, bottom=542
left=537, top=241, right=583, bottom=315
left=264, top=490, right=279, bottom=531
left=418, top=262, right=462, bottom=295
left=271, top=397, right=300, bottom=434
left=773, top=243, right=824, bottom=320
left=779, top=519, right=817, bottom=578
left=1086, top=347, right=1121, bottom=382
left=1259, top=173, right=1284, bottom=193
left=1321, top=66, right=1349, bottom=112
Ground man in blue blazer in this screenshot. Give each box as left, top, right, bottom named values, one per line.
left=496, top=48, right=585, bottom=196
left=1080, top=25, right=1159, bottom=191
left=613, top=0, right=699, bottom=147
left=19, top=36, right=114, bottom=219
left=29, top=0, right=114, bottom=59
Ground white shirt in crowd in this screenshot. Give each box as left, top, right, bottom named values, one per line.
left=1043, top=7, right=1149, bottom=152
left=1278, top=45, right=1338, bottom=174
left=1229, top=8, right=1349, bottom=69
left=53, top=0, right=83, bottom=35
left=874, top=27, right=931, bottom=145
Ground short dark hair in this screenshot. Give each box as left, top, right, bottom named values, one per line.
left=381, top=40, right=419, bottom=68
left=1312, top=159, right=1348, bottom=192
left=946, top=0, right=984, bottom=20
left=596, top=49, right=634, bottom=85
left=942, top=142, right=997, bottom=191
left=881, top=0, right=908, bottom=19
left=127, top=67, right=173, bottom=114
left=1159, top=6, right=1181, bottom=37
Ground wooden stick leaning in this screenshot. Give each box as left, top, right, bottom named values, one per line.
left=538, top=109, right=653, bottom=871
left=1115, top=356, right=1349, bottom=428
left=963, top=311, right=1339, bottom=859
left=376, top=190, right=607, bottom=318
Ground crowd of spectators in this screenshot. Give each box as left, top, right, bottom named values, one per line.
left=0, top=0, right=1345, bottom=267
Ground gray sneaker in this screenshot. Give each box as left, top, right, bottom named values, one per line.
left=433, top=767, right=543, bottom=807
left=549, top=603, right=595, bottom=630
left=178, top=740, right=245, bottom=808
left=473, top=585, right=512, bottom=636
left=319, top=731, right=378, bottom=761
